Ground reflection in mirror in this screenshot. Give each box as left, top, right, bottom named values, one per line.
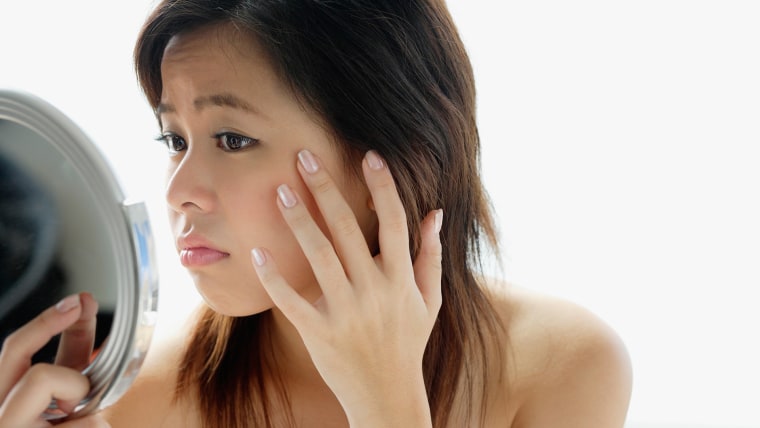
left=0, top=118, right=117, bottom=367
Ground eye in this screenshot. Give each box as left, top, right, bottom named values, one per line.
left=215, top=132, right=259, bottom=152
left=155, top=133, right=187, bottom=155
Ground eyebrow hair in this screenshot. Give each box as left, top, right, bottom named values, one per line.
left=155, top=93, right=264, bottom=117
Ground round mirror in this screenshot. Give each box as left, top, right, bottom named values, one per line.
left=0, top=89, right=158, bottom=419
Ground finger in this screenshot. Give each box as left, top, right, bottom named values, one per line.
left=0, top=295, right=83, bottom=402
left=296, top=149, right=375, bottom=279
left=0, top=363, right=89, bottom=426
left=251, top=247, right=319, bottom=329
left=55, top=293, right=98, bottom=371
left=275, top=183, right=351, bottom=300
left=413, top=210, right=444, bottom=314
left=362, top=150, right=411, bottom=274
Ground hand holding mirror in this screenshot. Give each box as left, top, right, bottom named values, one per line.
left=0, top=89, right=158, bottom=421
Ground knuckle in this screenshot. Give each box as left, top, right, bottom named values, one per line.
left=310, top=175, right=333, bottom=196
left=373, top=173, right=397, bottom=191
left=349, top=267, right=374, bottom=285
left=1, top=331, right=22, bottom=355
left=429, top=245, right=443, bottom=265
left=384, top=215, right=408, bottom=234
left=319, top=327, right=340, bottom=348
left=274, top=298, right=301, bottom=318
left=287, top=207, right=313, bottom=230
left=332, top=212, right=359, bottom=237
left=429, top=257, right=443, bottom=273
left=37, top=308, right=60, bottom=332
left=24, top=363, right=54, bottom=384
left=63, top=321, right=94, bottom=340
left=312, top=243, right=337, bottom=266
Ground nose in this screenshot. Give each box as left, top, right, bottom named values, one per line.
left=165, top=146, right=216, bottom=214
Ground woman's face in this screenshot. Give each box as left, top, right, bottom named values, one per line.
left=158, top=25, right=376, bottom=316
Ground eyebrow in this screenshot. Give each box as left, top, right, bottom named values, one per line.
left=155, top=93, right=264, bottom=117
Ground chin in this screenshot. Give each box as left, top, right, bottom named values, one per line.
left=194, top=278, right=275, bottom=317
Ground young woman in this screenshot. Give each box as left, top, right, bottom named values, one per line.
left=0, top=1, right=632, bottom=427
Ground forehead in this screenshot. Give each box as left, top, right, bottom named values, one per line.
left=156, top=22, right=337, bottom=139
left=160, top=23, right=282, bottom=96
left=163, top=23, right=258, bottom=65
left=158, top=24, right=299, bottom=117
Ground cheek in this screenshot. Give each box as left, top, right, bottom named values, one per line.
left=199, top=173, right=319, bottom=316
left=226, top=168, right=318, bottom=277
left=228, top=172, right=291, bottom=241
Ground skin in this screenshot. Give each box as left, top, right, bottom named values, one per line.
left=0, top=24, right=632, bottom=428
left=0, top=293, right=107, bottom=428
left=156, top=26, right=378, bottom=318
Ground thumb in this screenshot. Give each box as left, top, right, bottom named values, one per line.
left=412, top=209, right=443, bottom=313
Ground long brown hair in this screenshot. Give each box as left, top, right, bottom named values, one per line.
left=134, top=1, right=505, bottom=426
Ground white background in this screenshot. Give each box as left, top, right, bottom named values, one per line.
left=1, top=1, right=758, bottom=427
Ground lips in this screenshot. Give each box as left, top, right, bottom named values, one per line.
left=177, top=235, right=230, bottom=267
left=179, top=247, right=229, bottom=267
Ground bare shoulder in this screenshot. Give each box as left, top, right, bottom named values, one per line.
left=484, top=281, right=632, bottom=428
left=100, top=307, right=201, bottom=428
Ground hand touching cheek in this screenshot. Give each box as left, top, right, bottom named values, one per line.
left=251, top=149, right=442, bottom=428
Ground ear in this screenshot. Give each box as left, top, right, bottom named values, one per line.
left=367, top=197, right=376, bottom=211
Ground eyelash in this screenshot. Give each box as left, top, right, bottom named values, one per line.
left=214, top=132, right=260, bottom=152
left=154, top=133, right=186, bottom=155
left=154, top=132, right=259, bottom=155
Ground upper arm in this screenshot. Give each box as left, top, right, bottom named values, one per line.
left=510, top=296, right=633, bottom=428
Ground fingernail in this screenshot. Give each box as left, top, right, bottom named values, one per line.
left=55, top=295, right=81, bottom=313
left=366, top=150, right=384, bottom=170
left=251, top=248, right=266, bottom=266
left=434, top=209, right=443, bottom=234
left=277, top=184, right=297, bottom=208
left=298, top=149, right=319, bottom=174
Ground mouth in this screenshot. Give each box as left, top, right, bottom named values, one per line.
left=177, top=234, right=230, bottom=267
left=179, top=247, right=230, bottom=267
